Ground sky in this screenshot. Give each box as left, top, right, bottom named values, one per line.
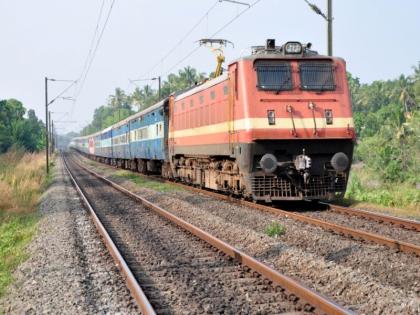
left=1, top=0, right=419, bottom=134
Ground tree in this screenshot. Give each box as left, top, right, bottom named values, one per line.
left=0, top=99, right=44, bottom=153
left=389, top=75, right=415, bottom=113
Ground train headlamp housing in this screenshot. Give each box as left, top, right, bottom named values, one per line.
left=284, top=42, right=302, bottom=54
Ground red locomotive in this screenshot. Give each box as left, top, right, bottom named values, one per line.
left=166, top=39, right=355, bottom=201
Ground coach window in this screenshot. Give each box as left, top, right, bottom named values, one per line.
left=199, top=95, right=204, bottom=104
left=210, top=90, right=216, bottom=100
left=190, top=99, right=194, bottom=107
left=181, top=102, right=185, bottom=110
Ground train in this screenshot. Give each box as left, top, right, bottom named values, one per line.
left=70, top=39, right=355, bottom=202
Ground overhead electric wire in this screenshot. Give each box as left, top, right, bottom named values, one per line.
left=49, top=80, right=77, bottom=105
left=163, top=0, right=263, bottom=76
left=75, top=0, right=106, bottom=93
left=71, top=0, right=116, bottom=119
left=137, top=0, right=220, bottom=81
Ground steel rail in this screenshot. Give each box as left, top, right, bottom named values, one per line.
left=61, top=155, right=157, bottom=315
left=74, top=152, right=420, bottom=256
left=322, top=202, right=420, bottom=232
left=70, top=156, right=354, bottom=315
left=172, top=183, right=420, bottom=256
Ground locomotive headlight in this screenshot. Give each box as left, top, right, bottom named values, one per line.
left=260, top=153, right=278, bottom=174
left=331, top=152, right=349, bottom=172
left=284, top=42, right=302, bottom=54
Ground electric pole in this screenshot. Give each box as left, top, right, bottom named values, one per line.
left=45, top=77, right=49, bottom=174
left=51, top=120, right=54, bottom=153
left=327, top=0, right=332, bottom=56
left=49, top=111, right=52, bottom=156
left=304, top=0, right=333, bottom=56
left=157, top=76, right=161, bottom=100
left=44, top=77, right=76, bottom=173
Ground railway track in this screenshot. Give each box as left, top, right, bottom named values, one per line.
left=321, top=202, right=420, bottom=232
left=73, top=151, right=420, bottom=257
left=62, top=153, right=353, bottom=315
left=179, top=186, right=420, bottom=256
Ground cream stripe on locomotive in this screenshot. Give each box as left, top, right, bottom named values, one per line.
left=169, top=117, right=354, bottom=138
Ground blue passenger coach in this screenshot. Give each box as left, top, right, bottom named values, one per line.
left=130, top=101, right=166, bottom=160
left=70, top=98, right=169, bottom=174
left=128, top=100, right=168, bottom=172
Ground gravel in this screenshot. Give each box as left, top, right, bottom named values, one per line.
left=75, top=153, right=420, bottom=315
left=0, top=158, right=138, bottom=314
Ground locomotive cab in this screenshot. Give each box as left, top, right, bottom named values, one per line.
left=229, top=39, right=355, bottom=201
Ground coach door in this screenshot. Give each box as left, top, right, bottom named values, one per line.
left=168, top=96, right=175, bottom=157
left=126, top=128, right=131, bottom=159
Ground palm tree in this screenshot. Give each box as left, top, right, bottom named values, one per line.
left=180, top=66, right=196, bottom=87
left=390, top=75, right=415, bottom=113
left=109, top=88, right=127, bottom=109
left=411, top=62, right=420, bottom=81
left=130, top=87, right=143, bottom=112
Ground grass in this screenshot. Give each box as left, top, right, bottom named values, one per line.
left=344, top=166, right=420, bottom=219
left=114, top=170, right=181, bottom=193
left=0, top=212, right=38, bottom=297
left=264, top=221, right=286, bottom=238
left=0, top=147, right=51, bottom=298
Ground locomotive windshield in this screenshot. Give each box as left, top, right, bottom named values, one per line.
left=299, top=62, right=335, bottom=91
left=255, top=61, right=292, bottom=91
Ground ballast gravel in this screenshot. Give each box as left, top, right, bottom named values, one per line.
left=0, top=159, right=138, bottom=314
left=77, top=154, right=420, bottom=315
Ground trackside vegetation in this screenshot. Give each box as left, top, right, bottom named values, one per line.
left=264, top=221, right=286, bottom=238
left=114, top=170, right=181, bottom=193
left=0, top=149, right=50, bottom=297
left=0, top=99, right=45, bottom=153
left=345, top=64, right=420, bottom=215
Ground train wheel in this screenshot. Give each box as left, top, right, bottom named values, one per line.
left=137, top=159, right=147, bottom=174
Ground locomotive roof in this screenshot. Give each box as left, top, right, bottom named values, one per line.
left=174, top=73, right=228, bottom=101
left=231, top=52, right=341, bottom=63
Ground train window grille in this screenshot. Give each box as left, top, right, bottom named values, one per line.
left=251, top=173, right=346, bottom=199
left=255, top=61, right=292, bottom=91
left=299, top=62, right=335, bottom=91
